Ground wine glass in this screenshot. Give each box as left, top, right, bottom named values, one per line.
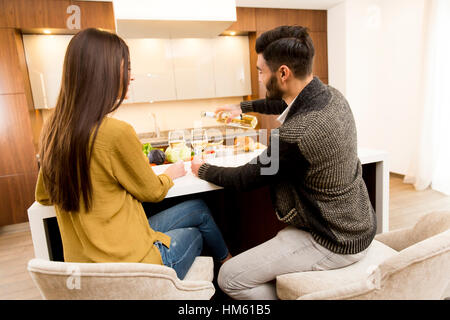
left=168, top=130, right=186, bottom=149
left=191, top=128, right=208, bottom=156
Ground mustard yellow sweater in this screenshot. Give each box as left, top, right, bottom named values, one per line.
left=35, top=117, right=173, bottom=264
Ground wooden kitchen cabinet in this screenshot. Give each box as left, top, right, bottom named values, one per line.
left=73, top=0, right=115, bottom=31
left=0, top=172, right=37, bottom=226
left=226, top=7, right=257, bottom=32
left=0, top=94, right=37, bottom=177
left=255, top=8, right=327, bottom=32
left=231, top=7, right=329, bottom=99
left=235, top=7, right=328, bottom=132
left=0, top=0, right=115, bottom=31
left=0, top=29, right=27, bottom=95
left=310, top=31, right=328, bottom=83
left=0, top=94, right=38, bottom=226
left=0, top=0, right=116, bottom=226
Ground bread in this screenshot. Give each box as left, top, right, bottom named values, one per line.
left=234, top=136, right=256, bottom=152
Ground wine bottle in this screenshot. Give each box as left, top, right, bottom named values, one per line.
left=201, top=111, right=258, bottom=129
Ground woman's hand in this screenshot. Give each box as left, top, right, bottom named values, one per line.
left=163, top=160, right=186, bottom=180
left=191, top=156, right=205, bottom=177
left=215, top=104, right=242, bottom=123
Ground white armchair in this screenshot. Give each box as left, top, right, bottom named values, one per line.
left=27, top=202, right=216, bottom=300
left=276, top=211, right=450, bottom=300
left=28, top=256, right=215, bottom=300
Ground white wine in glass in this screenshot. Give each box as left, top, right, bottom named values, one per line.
left=191, top=129, right=208, bottom=156
left=168, top=130, right=186, bottom=149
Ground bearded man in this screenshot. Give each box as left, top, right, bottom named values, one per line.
left=191, top=25, right=376, bottom=300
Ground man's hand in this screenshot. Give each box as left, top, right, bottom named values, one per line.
left=163, top=160, right=187, bottom=180
left=191, top=156, right=205, bottom=177
left=215, top=104, right=242, bottom=124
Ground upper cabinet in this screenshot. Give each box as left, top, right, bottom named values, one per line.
left=22, top=35, right=72, bottom=109
left=126, top=38, right=177, bottom=103
left=129, top=36, right=251, bottom=102
left=170, top=38, right=216, bottom=100
left=23, top=35, right=252, bottom=108
left=213, top=36, right=251, bottom=98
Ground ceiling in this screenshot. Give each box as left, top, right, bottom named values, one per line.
left=85, top=0, right=345, bottom=10
left=235, top=0, right=344, bottom=10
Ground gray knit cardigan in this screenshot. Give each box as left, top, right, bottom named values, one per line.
left=198, top=77, right=377, bottom=254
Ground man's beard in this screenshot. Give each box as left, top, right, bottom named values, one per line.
left=265, top=74, right=284, bottom=100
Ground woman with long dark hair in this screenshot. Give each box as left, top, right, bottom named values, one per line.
left=35, top=28, right=230, bottom=280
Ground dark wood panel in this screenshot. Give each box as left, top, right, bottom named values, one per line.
left=15, top=30, right=45, bottom=154
left=0, top=94, right=38, bottom=176
left=226, top=7, right=256, bottom=32
left=255, top=8, right=327, bottom=32
left=0, top=171, right=37, bottom=226
left=14, top=30, right=34, bottom=110
left=246, top=32, right=259, bottom=100
left=280, top=9, right=327, bottom=32
left=310, top=31, right=328, bottom=80
left=232, top=187, right=286, bottom=253
left=73, top=0, right=116, bottom=31
left=0, top=29, right=25, bottom=95
left=10, top=0, right=70, bottom=29
left=0, top=0, right=115, bottom=31
left=0, top=0, right=17, bottom=27
left=255, top=8, right=284, bottom=31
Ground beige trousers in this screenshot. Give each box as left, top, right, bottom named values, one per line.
left=218, top=226, right=368, bottom=300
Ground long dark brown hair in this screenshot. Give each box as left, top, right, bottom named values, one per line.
left=39, top=28, right=130, bottom=212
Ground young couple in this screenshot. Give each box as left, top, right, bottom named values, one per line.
left=36, top=26, right=376, bottom=300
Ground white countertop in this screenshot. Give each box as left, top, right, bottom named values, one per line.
left=152, top=147, right=388, bottom=198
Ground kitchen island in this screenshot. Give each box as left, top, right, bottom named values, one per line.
left=27, top=148, right=389, bottom=261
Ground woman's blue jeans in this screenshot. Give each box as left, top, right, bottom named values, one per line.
left=148, top=199, right=229, bottom=280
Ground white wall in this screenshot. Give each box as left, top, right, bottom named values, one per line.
left=328, top=0, right=427, bottom=174
left=327, top=1, right=347, bottom=95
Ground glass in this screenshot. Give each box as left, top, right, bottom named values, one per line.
left=168, top=130, right=186, bottom=149
left=191, top=128, right=208, bottom=156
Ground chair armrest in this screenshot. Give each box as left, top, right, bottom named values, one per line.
left=183, top=256, right=214, bottom=282
left=378, top=211, right=450, bottom=251
left=297, top=266, right=380, bottom=300
left=378, top=230, right=450, bottom=277
left=374, top=226, right=413, bottom=251
left=28, top=258, right=216, bottom=300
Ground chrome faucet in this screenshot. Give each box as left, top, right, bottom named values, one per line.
left=149, top=112, right=161, bottom=138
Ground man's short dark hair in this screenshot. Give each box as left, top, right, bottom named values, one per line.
left=255, top=25, right=315, bottom=79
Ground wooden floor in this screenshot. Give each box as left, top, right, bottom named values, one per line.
left=1, top=173, right=449, bottom=300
